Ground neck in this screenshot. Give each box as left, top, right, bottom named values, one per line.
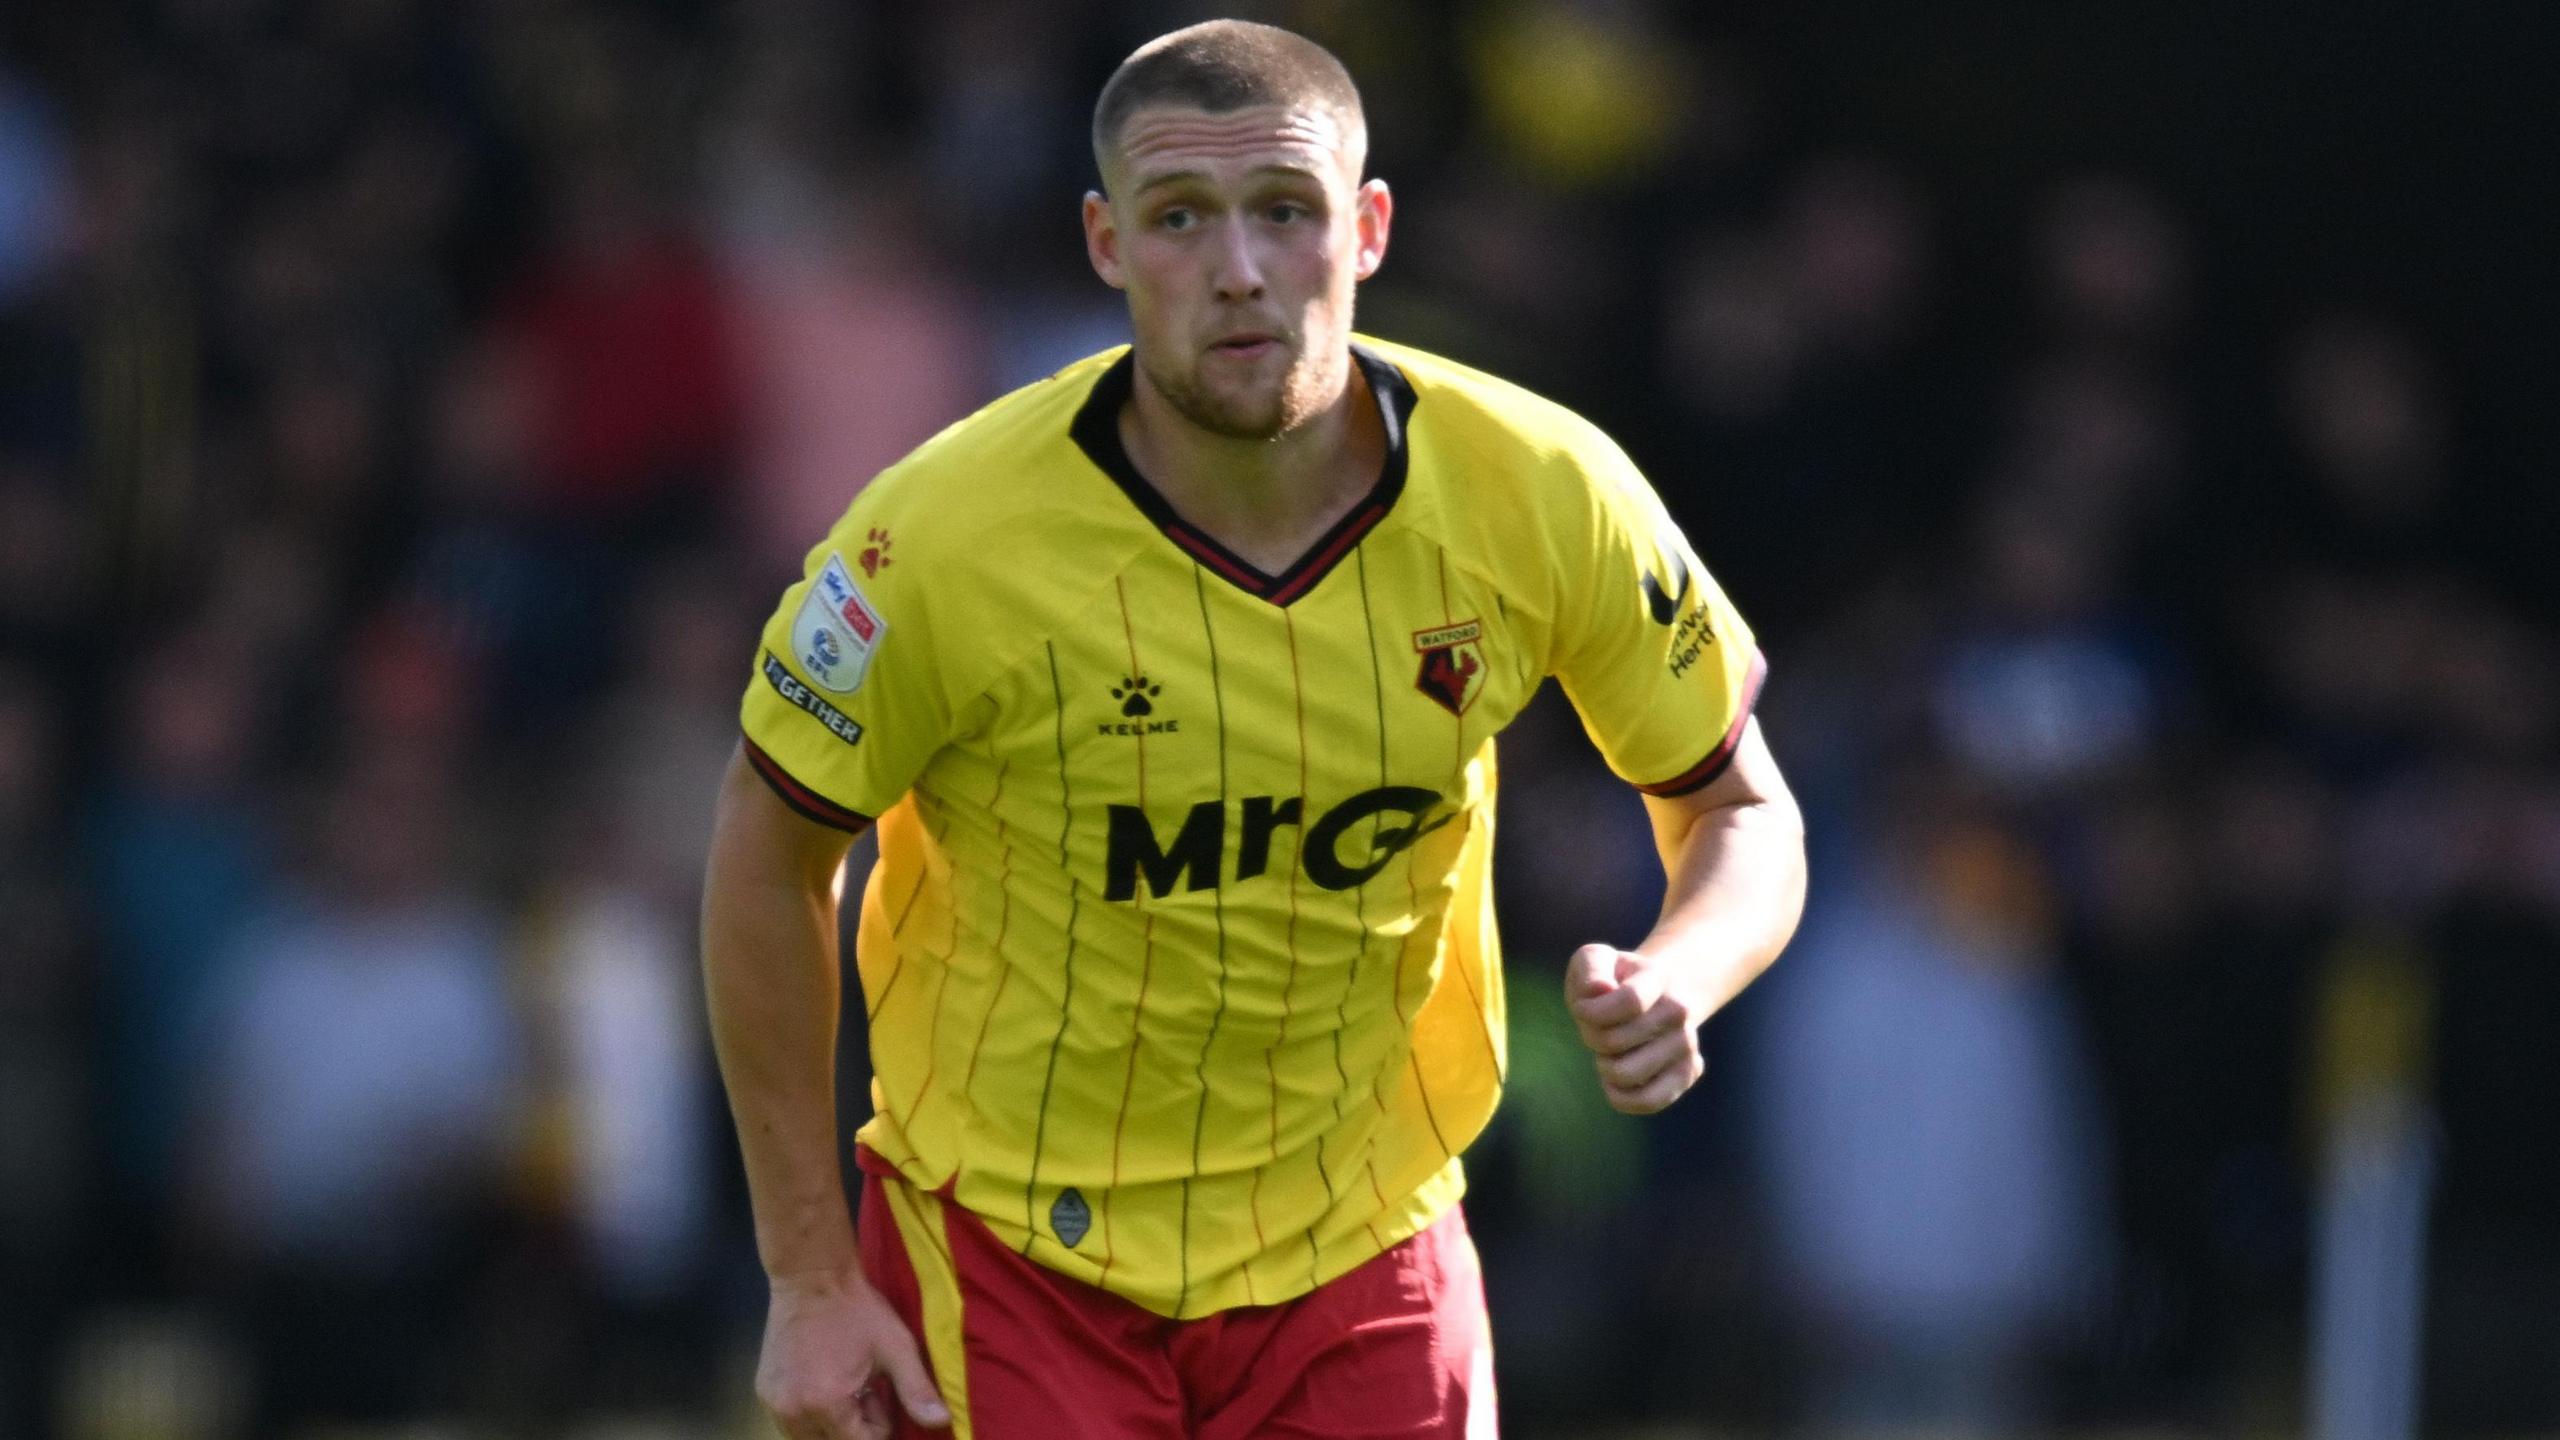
left=1118, top=350, right=1384, bottom=574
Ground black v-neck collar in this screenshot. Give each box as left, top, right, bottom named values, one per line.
left=1069, top=343, right=1418, bottom=607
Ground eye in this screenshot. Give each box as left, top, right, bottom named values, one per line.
left=1266, top=202, right=1309, bottom=224
left=1155, top=207, right=1197, bottom=232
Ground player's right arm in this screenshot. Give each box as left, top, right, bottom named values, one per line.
left=712, top=477, right=964, bottom=1434
left=702, top=747, right=949, bottom=1438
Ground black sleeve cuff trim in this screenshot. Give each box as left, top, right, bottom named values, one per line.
left=742, top=736, right=874, bottom=834
left=1635, top=649, right=1769, bottom=798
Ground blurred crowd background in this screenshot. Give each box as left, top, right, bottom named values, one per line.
left=2, top=1, right=2554, bottom=1437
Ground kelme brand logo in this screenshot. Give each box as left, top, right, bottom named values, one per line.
left=1099, top=675, right=1178, bottom=737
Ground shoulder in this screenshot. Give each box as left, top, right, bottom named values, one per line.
left=825, top=346, right=1131, bottom=559
left=800, top=346, right=1146, bottom=604
left=1361, top=336, right=1639, bottom=494
left=1363, top=337, right=1656, bottom=581
left=790, top=347, right=1145, bottom=700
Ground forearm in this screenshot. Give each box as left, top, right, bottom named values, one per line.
left=1639, top=785, right=1806, bottom=1022
left=702, top=765, right=862, bottom=1286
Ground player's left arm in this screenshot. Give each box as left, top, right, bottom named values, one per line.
left=1565, top=715, right=1805, bottom=1115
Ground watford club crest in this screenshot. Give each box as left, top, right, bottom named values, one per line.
left=1413, top=619, right=1487, bottom=716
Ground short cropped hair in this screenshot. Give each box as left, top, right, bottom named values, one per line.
left=1091, top=20, right=1366, bottom=186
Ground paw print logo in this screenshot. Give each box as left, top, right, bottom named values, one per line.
left=858, top=527, right=893, bottom=578
left=1111, top=676, right=1162, bottom=717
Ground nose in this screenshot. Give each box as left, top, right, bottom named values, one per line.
left=1209, top=220, right=1266, bottom=303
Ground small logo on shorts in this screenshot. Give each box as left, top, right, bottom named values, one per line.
left=1050, top=1187, right=1091, bottom=1248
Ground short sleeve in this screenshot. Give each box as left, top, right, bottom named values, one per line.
left=738, top=516, right=955, bottom=829
left=1549, top=445, right=1766, bottom=797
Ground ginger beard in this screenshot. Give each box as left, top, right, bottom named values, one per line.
left=1139, top=319, right=1349, bottom=441
left=1096, top=103, right=1377, bottom=442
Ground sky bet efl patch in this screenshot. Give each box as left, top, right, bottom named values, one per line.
left=792, top=552, right=886, bottom=693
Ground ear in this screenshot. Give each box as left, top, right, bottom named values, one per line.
left=1352, top=178, right=1392, bottom=282
left=1083, top=191, right=1126, bottom=290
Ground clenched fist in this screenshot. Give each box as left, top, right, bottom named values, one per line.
left=1565, top=943, right=1709, bottom=1115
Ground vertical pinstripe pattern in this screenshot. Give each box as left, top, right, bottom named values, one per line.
left=890, top=855, right=934, bottom=935
left=1435, top=544, right=1506, bottom=1087
left=1282, top=607, right=1327, bottom=1290
left=1102, top=906, right=1158, bottom=1286
left=908, top=759, right=1010, bottom=1124
left=1178, top=565, right=1235, bottom=1313
left=959, top=765, right=1019, bottom=1112
left=1380, top=554, right=1455, bottom=1157
left=1100, top=576, right=1154, bottom=1287
left=1351, top=548, right=1391, bottom=1238
left=1021, top=642, right=1080, bottom=1250
left=1115, top=574, right=1148, bottom=809
left=867, top=801, right=950, bottom=1022
left=1276, top=608, right=1312, bottom=1110
left=1343, top=547, right=1386, bottom=1061
left=906, top=966, right=952, bottom=1118
left=960, top=961, right=1015, bottom=1104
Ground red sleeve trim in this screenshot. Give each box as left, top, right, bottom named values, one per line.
left=1634, top=648, right=1769, bottom=798
left=742, top=735, right=874, bottom=834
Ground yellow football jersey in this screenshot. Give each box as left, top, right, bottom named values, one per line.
left=739, top=337, right=1763, bottom=1319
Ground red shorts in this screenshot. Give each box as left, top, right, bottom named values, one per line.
left=855, top=1154, right=1496, bottom=1439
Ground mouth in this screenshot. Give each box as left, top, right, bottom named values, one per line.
left=1208, top=332, right=1284, bottom=361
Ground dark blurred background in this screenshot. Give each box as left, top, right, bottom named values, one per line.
left=3, top=2, right=2555, bottom=1437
